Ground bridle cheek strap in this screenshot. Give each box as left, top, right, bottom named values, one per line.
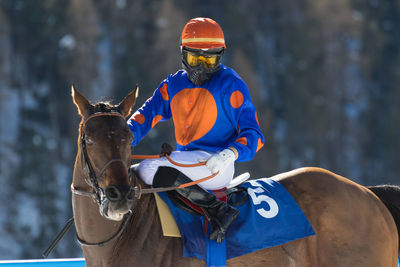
left=78, top=111, right=131, bottom=204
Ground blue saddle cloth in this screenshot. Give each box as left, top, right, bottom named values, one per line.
left=158, top=178, right=315, bottom=265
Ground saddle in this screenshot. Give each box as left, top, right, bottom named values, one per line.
left=166, top=174, right=250, bottom=217
left=152, top=172, right=250, bottom=239
left=133, top=144, right=251, bottom=238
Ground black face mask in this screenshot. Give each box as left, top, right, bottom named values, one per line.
left=181, top=47, right=224, bottom=86
left=182, top=60, right=221, bottom=85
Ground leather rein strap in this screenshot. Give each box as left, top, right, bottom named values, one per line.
left=45, top=112, right=219, bottom=255
left=70, top=111, right=218, bottom=247
left=74, top=111, right=218, bottom=200
left=130, top=153, right=218, bottom=198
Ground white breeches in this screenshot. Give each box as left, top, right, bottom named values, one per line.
left=135, top=150, right=234, bottom=190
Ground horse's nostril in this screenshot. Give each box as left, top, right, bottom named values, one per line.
left=105, top=186, right=121, bottom=201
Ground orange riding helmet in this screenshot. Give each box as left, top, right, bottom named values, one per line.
left=180, top=18, right=226, bottom=85
left=180, top=17, right=226, bottom=50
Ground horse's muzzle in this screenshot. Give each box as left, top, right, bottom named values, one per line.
left=102, top=185, right=134, bottom=221
left=105, top=185, right=134, bottom=202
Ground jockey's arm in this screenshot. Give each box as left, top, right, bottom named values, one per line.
left=205, top=80, right=265, bottom=174
left=127, top=80, right=171, bottom=146
left=224, top=80, right=264, bottom=162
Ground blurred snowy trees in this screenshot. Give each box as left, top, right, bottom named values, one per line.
left=0, top=0, right=399, bottom=259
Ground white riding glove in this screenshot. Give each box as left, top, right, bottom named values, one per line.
left=204, top=148, right=237, bottom=174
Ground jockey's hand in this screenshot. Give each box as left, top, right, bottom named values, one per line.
left=160, top=143, right=173, bottom=156
left=204, top=148, right=236, bottom=174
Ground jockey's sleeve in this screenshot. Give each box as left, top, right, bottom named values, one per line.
left=127, top=81, right=171, bottom=146
left=225, top=80, right=265, bottom=162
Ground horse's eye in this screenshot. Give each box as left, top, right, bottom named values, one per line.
left=85, top=136, right=94, bottom=145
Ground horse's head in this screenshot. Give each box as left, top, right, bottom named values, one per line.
left=72, top=85, right=139, bottom=221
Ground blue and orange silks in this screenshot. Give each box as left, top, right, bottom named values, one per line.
left=128, top=64, right=264, bottom=162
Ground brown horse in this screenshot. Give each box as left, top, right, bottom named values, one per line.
left=71, top=87, right=400, bottom=267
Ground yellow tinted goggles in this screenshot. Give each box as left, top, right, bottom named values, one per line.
left=185, top=52, right=219, bottom=68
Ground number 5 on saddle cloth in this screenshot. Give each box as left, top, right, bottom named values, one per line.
left=155, top=176, right=315, bottom=264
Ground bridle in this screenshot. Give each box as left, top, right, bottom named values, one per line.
left=71, top=111, right=218, bottom=246
left=72, top=111, right=135, bottom=247
left=72, top=112, right=133, bottom=205
left=44, top=110, right=219, bottom=256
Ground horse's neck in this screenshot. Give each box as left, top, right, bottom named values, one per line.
left=72, top=153, right=124, bottom=259
left=110, top=185, right=184, bottom=266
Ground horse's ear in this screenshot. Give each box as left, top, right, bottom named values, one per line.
left=71, top=85, right=91, bottom=117
left=118, top=85, right=139, bottom=118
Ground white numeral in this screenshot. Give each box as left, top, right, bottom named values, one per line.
left=247, top=180, right=279, bottom=219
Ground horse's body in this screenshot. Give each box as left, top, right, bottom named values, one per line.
left=71, top=87, right=400, bottom=266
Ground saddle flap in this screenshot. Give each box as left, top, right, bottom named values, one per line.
left=154, top=193, right=181, bottom=237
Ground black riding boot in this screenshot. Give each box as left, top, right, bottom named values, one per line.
left=153, top=166, right=239, bottom=243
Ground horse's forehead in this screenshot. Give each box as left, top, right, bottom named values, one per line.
left=85, top=116, right=127, bottom=134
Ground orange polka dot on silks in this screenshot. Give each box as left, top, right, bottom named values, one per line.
left=160, top=83, right=169, bottom=101
left=230, top=90, right=244, bottom=109
left=131, top=113, right=145, bottom=124
left=152, top=115, right=163, bottom=127
left=171, top=88, right=217, bottom=146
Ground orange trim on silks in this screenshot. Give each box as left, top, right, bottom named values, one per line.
left=230, top=90, right=244, bottom=109
left=152, top=115, right=163, bottom=128
left=160, top=83, right=169, bottom=101
left=256, top=138, right=264, bottom=152
left=131, top=113, right=145, bottom=124
left=235, top=137, right=248, bottom=146
left=255, top=112, right=260, bottom=125
left=181, top=17, right=226, bottom=49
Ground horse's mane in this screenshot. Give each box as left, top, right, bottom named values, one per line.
left=78, top=101, right=122, bottom=132
left=90, top=102, right=120, bottom=114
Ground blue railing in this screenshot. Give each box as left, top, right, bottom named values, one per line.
left=0, top=259, right=85, bottom=266
left=0, top=258, right=398, bottom=266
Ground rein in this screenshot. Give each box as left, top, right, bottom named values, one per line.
left=130, top=153, right=218, bottom=198
left=76, top=211, right=133, bottom=247
left=75, top=111, right=218, bottom=200
left=73, top=112, right=219, bottom=244
left=44, top=111, right=218, bottom=257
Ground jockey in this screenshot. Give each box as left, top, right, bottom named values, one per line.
left=128, top=17, right=265, bottom=243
